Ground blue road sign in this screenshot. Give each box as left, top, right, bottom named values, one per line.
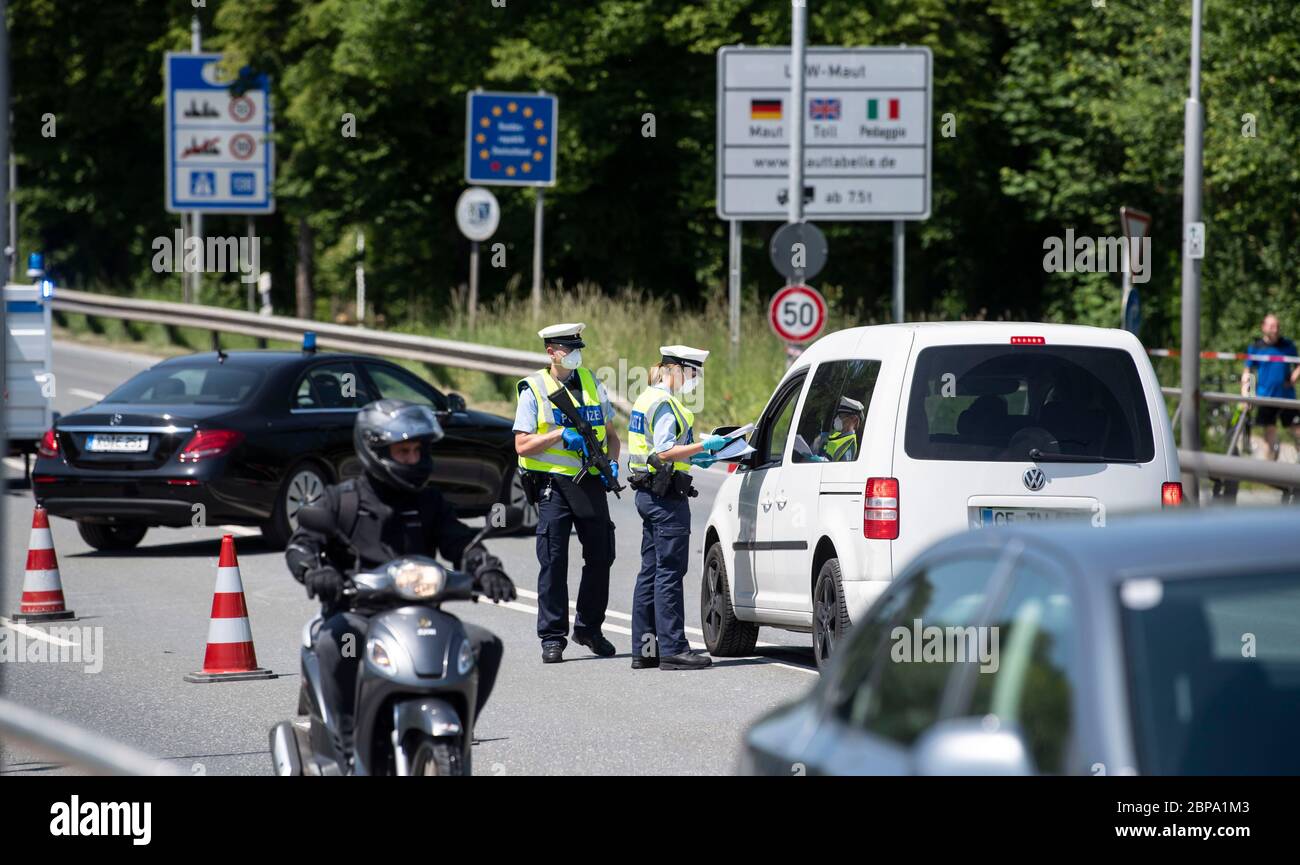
left=465, top=91, right=558, bottom=187
left=166, top=52, right=274, bottom=214
left=1123, top=287, right=1141, bottom=336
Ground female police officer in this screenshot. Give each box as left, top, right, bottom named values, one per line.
left=626, top=346, right=727, bottom=670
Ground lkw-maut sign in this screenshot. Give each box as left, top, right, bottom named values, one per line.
left=165, top=53, right=274, bottom=214
left=716, top=46, right=932, bottom=221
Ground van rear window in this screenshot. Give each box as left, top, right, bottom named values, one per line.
left=903, top=345, right=1155, bottom=463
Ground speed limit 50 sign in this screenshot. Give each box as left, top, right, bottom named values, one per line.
left=768, top=284, right=828, bottom=344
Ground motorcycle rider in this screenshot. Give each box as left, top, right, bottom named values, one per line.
left=285, top=399, right=517, bottom=762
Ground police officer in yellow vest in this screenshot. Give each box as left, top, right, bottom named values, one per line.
left=627, top=346, right=728, bottom=670
left=514, top=323, right=620, bottom=664
left=818, top=396, right=865, bottom=462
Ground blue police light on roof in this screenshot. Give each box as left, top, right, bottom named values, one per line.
left=303, top=331, right=317, bottom=353
left=26, top=252, right=45, bottom=279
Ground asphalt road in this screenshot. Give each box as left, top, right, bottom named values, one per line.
left=0, top=341, right=816, bottom=776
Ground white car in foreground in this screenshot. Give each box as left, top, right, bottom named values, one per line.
left=700, top=322, right=1181, bottom=668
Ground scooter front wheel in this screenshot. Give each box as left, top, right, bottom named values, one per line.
left=409, top=736, right=463, bottom=776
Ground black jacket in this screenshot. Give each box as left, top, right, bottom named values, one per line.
left=285, top=473, right=482, bottom=587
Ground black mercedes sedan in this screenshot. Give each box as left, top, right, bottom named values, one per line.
left=33, top=348, right=535, bottom=550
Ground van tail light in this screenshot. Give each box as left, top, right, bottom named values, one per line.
left=1162, top=482, right=1184, bottom=508
left=864, top=477, right=899, bottom=540
left=37, top=428, right=59, bottom=458
left=178, top=429, right=244, bottom=463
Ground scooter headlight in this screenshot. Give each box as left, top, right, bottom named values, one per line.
left=389, top=560, right=447, bottom=600
left=457, top=639, right=475, bottom=676
left=369, top=638, right=396, bottom=673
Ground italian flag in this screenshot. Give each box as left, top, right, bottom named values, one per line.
left=867, top=98, right=900, bottom=121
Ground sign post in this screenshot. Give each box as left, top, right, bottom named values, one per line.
left=165, top=40, right=275, bottom=303
left=455, top=187, right=501, bottom=333
left=718, top=43, right=933, bottom=340
left=1119, top=206, right=1151, bottom=336
left=465, top=90, right=558, bottom=323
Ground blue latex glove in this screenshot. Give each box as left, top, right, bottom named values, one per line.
left=690, top=453, right=718, bottom=468
left=699, top=434, right=728, bottom=454
left=610, top=461, right=620, bottom=479
left=561, top=428, right=588, bottom=454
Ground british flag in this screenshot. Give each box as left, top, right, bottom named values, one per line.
left=809, top=98, right=841, bottom=121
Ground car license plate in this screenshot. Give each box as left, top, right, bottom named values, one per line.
left=86, top=434, right=149, bottom=453
left=972, top=507, right=1091, bottom=528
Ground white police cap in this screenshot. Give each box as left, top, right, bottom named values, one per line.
left=538, top=322, right=586, bottom=348
left=659, top=345, right=710, bottom=369
left=836, top=396, right=866, bottom=414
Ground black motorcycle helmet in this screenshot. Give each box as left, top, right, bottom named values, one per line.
left=354, top=399, right=444, bottom=492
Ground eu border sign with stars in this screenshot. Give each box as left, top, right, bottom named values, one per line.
left=465, top=91, right=558, bottom=187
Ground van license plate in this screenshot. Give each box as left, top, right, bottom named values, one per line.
left=86, top=434, right=149, bottom=453
left=972, top=507, right=1091, bottom=528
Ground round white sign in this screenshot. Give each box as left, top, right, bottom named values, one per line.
left=456, top=187, right=501, bottom=242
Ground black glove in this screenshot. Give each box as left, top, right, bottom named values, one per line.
left=304, top=565, right=345, bottom=605
left=474, top=567, right=517, bottom=604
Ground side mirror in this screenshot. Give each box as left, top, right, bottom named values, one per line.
left=912, top=717, right=1035, bottom=776
left=447, top=393, right=468, bottom=414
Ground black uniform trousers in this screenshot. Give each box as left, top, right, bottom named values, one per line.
left=534, top=472, right=613, bottom=646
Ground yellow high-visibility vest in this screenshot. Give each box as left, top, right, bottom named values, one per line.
left=516, top=367, right=608, bottom=476
left=628, top=385, right=695, bottom=474
left=824, top=431, right=858, bottom=461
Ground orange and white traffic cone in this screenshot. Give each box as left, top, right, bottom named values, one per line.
left=11, top=506, right=76, bottom=622
left=185, top=534, right=273, bottom=683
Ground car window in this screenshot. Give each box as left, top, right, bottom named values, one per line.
left=832, top=556, right=1003, bottom=746
left=103, top=365, right=262, bottom=405
left=1121, top=570, right=1300, bottom=775
left=903, top=344, right=1156, bottom=462
left=364, top=363, right=447, bottom=411
left=963, top=556, right=1077, bottom=774
left=793, top=359, right=881, bottom=464
left=293, top=362, right=366, bottom=410
left=748, top=375, right=805, bottom=468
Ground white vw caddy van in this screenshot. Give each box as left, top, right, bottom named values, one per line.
left=700, top=322, right=1180, bottom=668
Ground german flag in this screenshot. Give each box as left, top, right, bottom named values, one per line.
left=750, top=99, right=783, bottom=121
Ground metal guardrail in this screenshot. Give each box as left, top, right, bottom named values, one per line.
left=1163, top=387, right=1300, bottom=491
left=0, top=696, right=180, bottom=775
left=51, top=289, right=635, bottom=414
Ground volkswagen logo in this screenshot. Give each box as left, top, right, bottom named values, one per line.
left=1022, top=467, right=1046, bottom=491
left=111, top=413, right=123, bottom=426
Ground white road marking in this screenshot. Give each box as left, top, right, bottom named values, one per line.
left=498, top=589, right=816, bottom=676
left=0, top=617, right=78, bottom=647
left=69, top=387, right=106, bottom=401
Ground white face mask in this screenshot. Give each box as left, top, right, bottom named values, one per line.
left=558, top=349, right=582, bottom=370
left=832, top=416, right=844, bottom=432
left=678, top=372, right=701, bottom=395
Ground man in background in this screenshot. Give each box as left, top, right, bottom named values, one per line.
left=1241, top=313, right=1300, bottom=461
